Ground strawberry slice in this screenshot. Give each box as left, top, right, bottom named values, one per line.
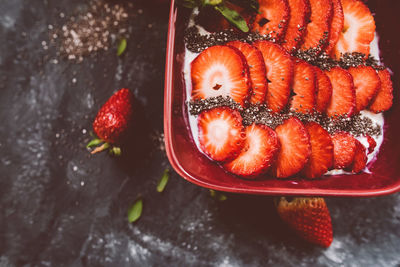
left=325, top=0, right=344, bottom=54
left=333, top=0, right=375, bottom=59
left=369, top=69, right=394, bottom=113
left=282, top=0, right=311, bottom=51
left=276, top=197, right=333, bottom=248
left=272, top=117, right=311, bottom=178
left=302, top=122, right=334, bottom=179
left=191, top=45, right=251, bottom=107
left=301, top=0, right=333, bottom=51
left=348, top=66, right=381, bottom=112
left=224, top=124, right=280, bottom=177
left=365, top=134, right=376, bottom=154
left=252, top=0, right=290, bottom=41
left=314, top=66, right=333, bottom=113
left=198, top=107, right=245, bottom=162
left=346, top=139, right=367, bottom=173
left=226, top=41, right=268, bottom=104
left=289, top=59, right=316, bottom=114
left=331, top=131, right=357, bottom=169
left=254, top=40, right=294, bottom=112
left=325, top=67, right=355, bottom=117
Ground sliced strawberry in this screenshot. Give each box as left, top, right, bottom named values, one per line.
left=254, top=41, right=294, bottom=112
left=333, top=0, right=375, bottom=59
left=301, top=0, right=333, bottom=51
left=348, top=66, right=381, bottom=112
left=252, top=0, right=290, bottom=41
left=325, top=67, right=355, bottom=117
left=282, top=0, right=311, bottom=51
left=314, top=66, right=333, bottom=113
left=346, top=139, right=367, bottom=173
left=272, top=117, right=311, bottom=178
left=369, top=69, right=394, bottom=113
left=191, top=45, right=251, bottom=107
left=224, top=124, right=280, bottom=177
left=276, top=197, right=333, bottom=248
left=289, top=59, right=316, bottom=114
left=331, top=131, right=357, bottom=169
left=325, top=0, right=344, bottom=54
left=302, top=122, right=334, bottom=179
left=366, top=134, right=376, bottom=154
left=198, top=107, right=245, bottom=162
left=226, top=41, right=268, bottom=104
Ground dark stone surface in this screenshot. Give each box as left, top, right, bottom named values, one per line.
left=0, top=0, right=399, bottom=266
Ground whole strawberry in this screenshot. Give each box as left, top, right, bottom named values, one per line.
left=87, top=88, right=133, bottom=155
left=275, top=197, right=333, bottom=248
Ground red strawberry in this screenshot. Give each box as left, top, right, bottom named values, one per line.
left=301, top=0, right=333, bottom=51
left=226, top=41, right=268, bottom=104
left=348, top=66, right=381, bottom=112
left=224, top=124, right=280, bottom=177
left=88, top=88, right=134, bottom=155
left=289, top=59, right=316, bottom=114
left=276, top=197, right=333, bottom=248
left=369, top=69, right=394, bottom=113
left=325, top=67, right=355, bottom=117
left=254, top=41, right=294, bottom=112
left=272, top=117, right=311, bottom=178
left=314, top=66, right=333, bottom=113
left=366, top=134, right=376, bottom=154
left=331, top=131, right=357, bottom=169
left=191, top=45, right=251, bottom=107
left=333, top=0, right=375, bottom=59
left=282, top=0, right=311, bottom=51
left=347, top=139, right=367, bottom=173
left=252, top=0, right=290, bottom=41
left=198, top=107, right=245, bottom=162
left=302, top=122, right=334, bottom=179
left=325, top=0, right=344, bottom=54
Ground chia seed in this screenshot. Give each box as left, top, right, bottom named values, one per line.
left=189, top=97, right=381, bottom=137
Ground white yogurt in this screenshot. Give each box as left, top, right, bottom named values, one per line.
left=183, top=17, right=385, bottom=176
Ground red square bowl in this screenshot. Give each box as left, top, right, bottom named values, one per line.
left=164, top=0, right=400, bottom=197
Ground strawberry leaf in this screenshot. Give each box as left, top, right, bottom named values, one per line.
left=157, top=169, right=170, bottom=193
left=117, top=38, right=127, bottom=56
left=128, top=198, right=143, bottom=223
left=86, top=138, right=103, bottom=148
left=109, top=146, right=121, bottom=156
left=214, top=4, right=249, bottom=32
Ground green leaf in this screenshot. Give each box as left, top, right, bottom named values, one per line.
left=218, top=194, right=227, bottom=201
left=214, top=4, right=249, bottom=32
left=209, top=189, right=227, bottom=201
left=209, top=189, right=216, bottom=197
left=157, top=169, right=170, bottom=193
left=128, top=198, right=143, bottom=223
left=109, top=146, right=121, bottom=156
left=204, top=0, right=222, bottom=6
left=86, top=138, right=103, bottom=148
left=117, top=38, right=127, bottom=56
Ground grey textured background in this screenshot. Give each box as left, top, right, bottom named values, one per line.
left=0, top=0, right=399, bottom=266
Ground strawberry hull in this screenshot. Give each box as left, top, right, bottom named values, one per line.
left=164, top=0, right=400, bottom=197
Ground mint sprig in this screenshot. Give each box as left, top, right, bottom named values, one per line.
left=178, top=0, right=252, bottom=33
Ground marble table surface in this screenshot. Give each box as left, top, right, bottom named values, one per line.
left=0, top=0, right=399, bottom=266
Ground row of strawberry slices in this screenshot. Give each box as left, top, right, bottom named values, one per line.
left=198, top=0, right=376, bottom=59
left=191, top=40, right=393, bottom=115
left=197, top=106, right=376, bottom=178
